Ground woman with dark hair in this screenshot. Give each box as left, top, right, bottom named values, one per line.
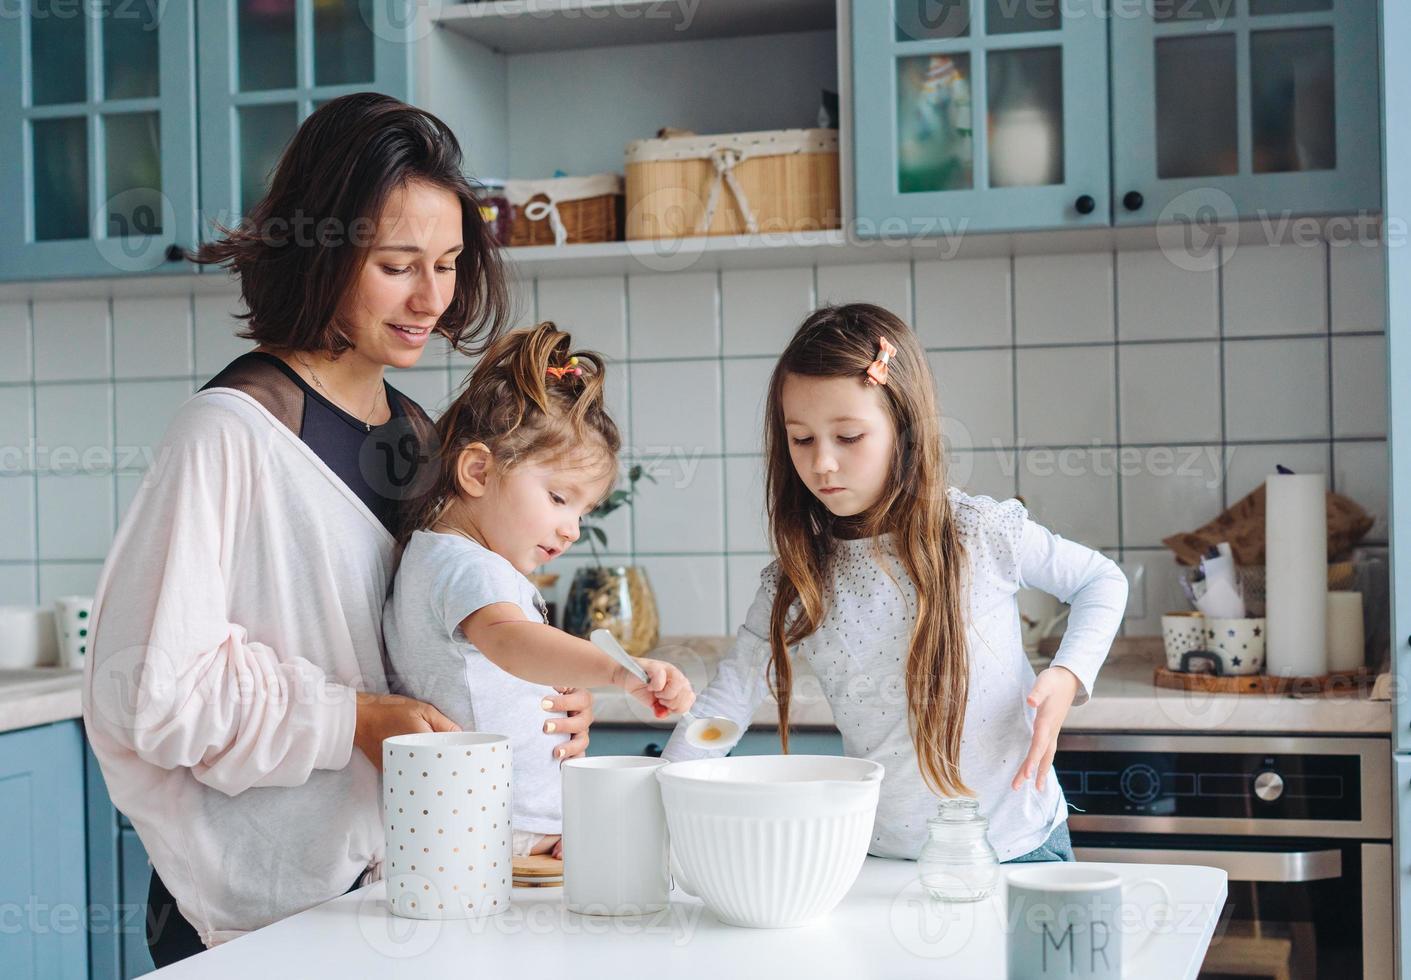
left=81, top=93, right=599, bottom=966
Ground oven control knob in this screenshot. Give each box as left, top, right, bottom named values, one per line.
left=1119, top=764, right=1160, bottom=804
left=1254, top=771, right=1284, bottom=802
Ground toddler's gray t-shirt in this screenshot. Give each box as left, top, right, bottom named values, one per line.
left=383, top=529, right=564, bottom=834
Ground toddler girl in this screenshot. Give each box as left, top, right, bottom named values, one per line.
left=386, top=322, right=695, bottom=858
left=663, top=304, right=1126, bottom=863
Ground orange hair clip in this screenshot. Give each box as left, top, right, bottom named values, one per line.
left=546, top=356, right=582, bottom=381
left=864, top=337, right=898, bottom=387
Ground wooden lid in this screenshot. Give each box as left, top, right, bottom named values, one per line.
left=512, top=854, right=563, bottom=878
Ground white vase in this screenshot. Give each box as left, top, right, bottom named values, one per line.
left=383, top=732, right=513, bottom=920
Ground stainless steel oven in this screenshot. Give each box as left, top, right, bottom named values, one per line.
left=1055, top=734, right=1393, bottom=980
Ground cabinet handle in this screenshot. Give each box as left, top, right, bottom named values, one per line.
left=1122, top=191, right=1144, bottom=212
left=164, top=244, right=187, bottom=263
left=1074, top=194, right=1096, bottom=215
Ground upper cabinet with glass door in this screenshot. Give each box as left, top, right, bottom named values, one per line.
left=1110, top=0, right=1380, bottom=224
left=0, top=1, right=198, bottom=280
left=196, top=0, right=414, bottom=243
left=852, top=0, right=1111, bottom=236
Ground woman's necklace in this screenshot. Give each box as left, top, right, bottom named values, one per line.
left=295, top=352, right=384, bottom=432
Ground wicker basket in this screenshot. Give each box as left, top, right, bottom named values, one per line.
left=505, top=173, right=624, bottom=247
left=624, top=128, right=841, bottom=240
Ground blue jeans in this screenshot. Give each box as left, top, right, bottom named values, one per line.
left=1004, top=821, right=1075, bottom=863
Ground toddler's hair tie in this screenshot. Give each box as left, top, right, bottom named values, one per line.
left=546, top=356, right=582, bottom=381
left=865, top=337, right=898, bottom=387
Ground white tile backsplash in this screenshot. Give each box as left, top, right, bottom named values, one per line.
left=1223, top=337, right=1329, bottom=441
left=1014, top=252, right=1114, bottom=345
left=37, top=473, right=115, bottom=561
left=628, top=272, right=719, bottom=358
left=1333, top=440, right=1389, bottom=541
left=722, top=357, right=774, bottom=455
left=1222, top=243, right=1327, bottom=337
left=1, top=236, right=1386, bottom=637
left=1016, top=346, right=1117, bottom=446
left=0, top=303, right=32, bottom=382
left=1119, top=445, right=1224, bottom=548
left=816, top=261, right=911, bottom=318
left=1116, top=248, right=1219, bottom=342
left=1331, top=334, right=1387, bottom=438
left=536, top=275, right=627, bottom=360
left=633, top=455, right=724, bottom=554
left=34, top=300, right=111, bottom=381
left=36, top=383, right=112, bottom=469
left=1118, top=342, right=1221, bottom=445
left=914, top=256, right=1012, bottom=348
left=721, top=267, right=814, bottom=356
left=629, top=359, right=721, bottom=455
left=724, top=455, right=769, bottom=552
left=113, top=296, right=192, bottom=378
left=929, top=348, right=1014, bottom=451
left=1330, top=242, right=1387, bottom=333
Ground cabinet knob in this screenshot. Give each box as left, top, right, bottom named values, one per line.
left=1122, top=191, right=1145, bottom=212
left=644, top=742, right=663, bottom=758
left=164, top=244, right=187, bottom=263
left=1074, top=194, right=1096, bottom=215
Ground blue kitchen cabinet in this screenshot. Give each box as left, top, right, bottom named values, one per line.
left=0, top=0, right=200, bottom=280
left=196, top=0, right=415, bottom=231
left=0, top=721, right=89, bottom=980
left=851, top=0, right=1112, bottom=235
left=1109, top=0, right=1380, bottom=225
left=85, top=741, right=153, bottom=980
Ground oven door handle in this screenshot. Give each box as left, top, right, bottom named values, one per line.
left=1072, top=846, right=1343, bottom=883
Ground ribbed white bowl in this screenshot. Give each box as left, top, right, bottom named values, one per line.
left=657, top=755, right=884, bottom=928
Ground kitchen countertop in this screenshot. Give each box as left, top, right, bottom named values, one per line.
left=0, top=667, right=83, bottom=735
left=147, top=858, right=1228, bottom=980
left=592, top=636, right=1392, bottom=735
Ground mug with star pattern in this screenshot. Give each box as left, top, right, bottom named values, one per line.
left=1205, top=618, right=1266, bottom=675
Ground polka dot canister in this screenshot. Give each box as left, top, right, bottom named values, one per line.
left=383, top=732, right=513, bottom=920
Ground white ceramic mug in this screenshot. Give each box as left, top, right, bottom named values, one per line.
left=1160, top=612, right=1206, bottom=671
left=383, top=732, right=513, bottom=920
left=562, top=756, right=669, bottom=915
left=0, top=606, right=59, bottom=669
left=52, top=595, right=94, bottom=669
left=1006, top=865, right=1171, bottom=979
left=1205, top=617, right=1266, bottom=676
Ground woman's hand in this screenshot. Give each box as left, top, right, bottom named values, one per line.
left=1011, top=666, right=1081, bottom=792
left=353, top=692, right=459, bottom=771
left=543, top=687, right=594, bottom=761
left=614, top=659, right=695, bottom=718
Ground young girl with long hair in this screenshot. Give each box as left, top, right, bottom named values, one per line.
left=663, top=304, right=1127, bottom=862
left=385, top=322, right=695, bottom=859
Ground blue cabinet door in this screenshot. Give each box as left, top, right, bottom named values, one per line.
left=851, top=0, right=1111, bottom=235
left=195, top=0, right=415, bottom=243
left=1387, top=0, right=1411, bottom=759
left=1110, top=0, right=1380, bottom=225
left=0, top=721, right=88, bottom=980
left=85, top=739, right=152, bottom=980
left=585, top=725, right=844, bottom=758
left=0, top=1, right=199, bottom=280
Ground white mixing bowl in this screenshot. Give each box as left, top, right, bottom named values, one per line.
left=657, top=755, right=884, bottom=928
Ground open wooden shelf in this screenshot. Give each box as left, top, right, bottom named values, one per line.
left=434, top=0, right=836, bottom=54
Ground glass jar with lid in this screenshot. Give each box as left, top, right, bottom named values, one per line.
left=917, top=798, right=1000, bottom=902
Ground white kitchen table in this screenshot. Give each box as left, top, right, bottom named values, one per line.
left=147, top=858, right=1227, bottom=979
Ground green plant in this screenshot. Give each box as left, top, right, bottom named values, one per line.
left=582, top=464, right=655, bottom=565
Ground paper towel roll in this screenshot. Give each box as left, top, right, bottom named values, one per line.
left=1264, top=473, right=1328, bottom=676
left=1326, top=590, right=1365, bottom=673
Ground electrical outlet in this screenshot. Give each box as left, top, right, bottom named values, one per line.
left=1119, top=560, right=1147, bottom=620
